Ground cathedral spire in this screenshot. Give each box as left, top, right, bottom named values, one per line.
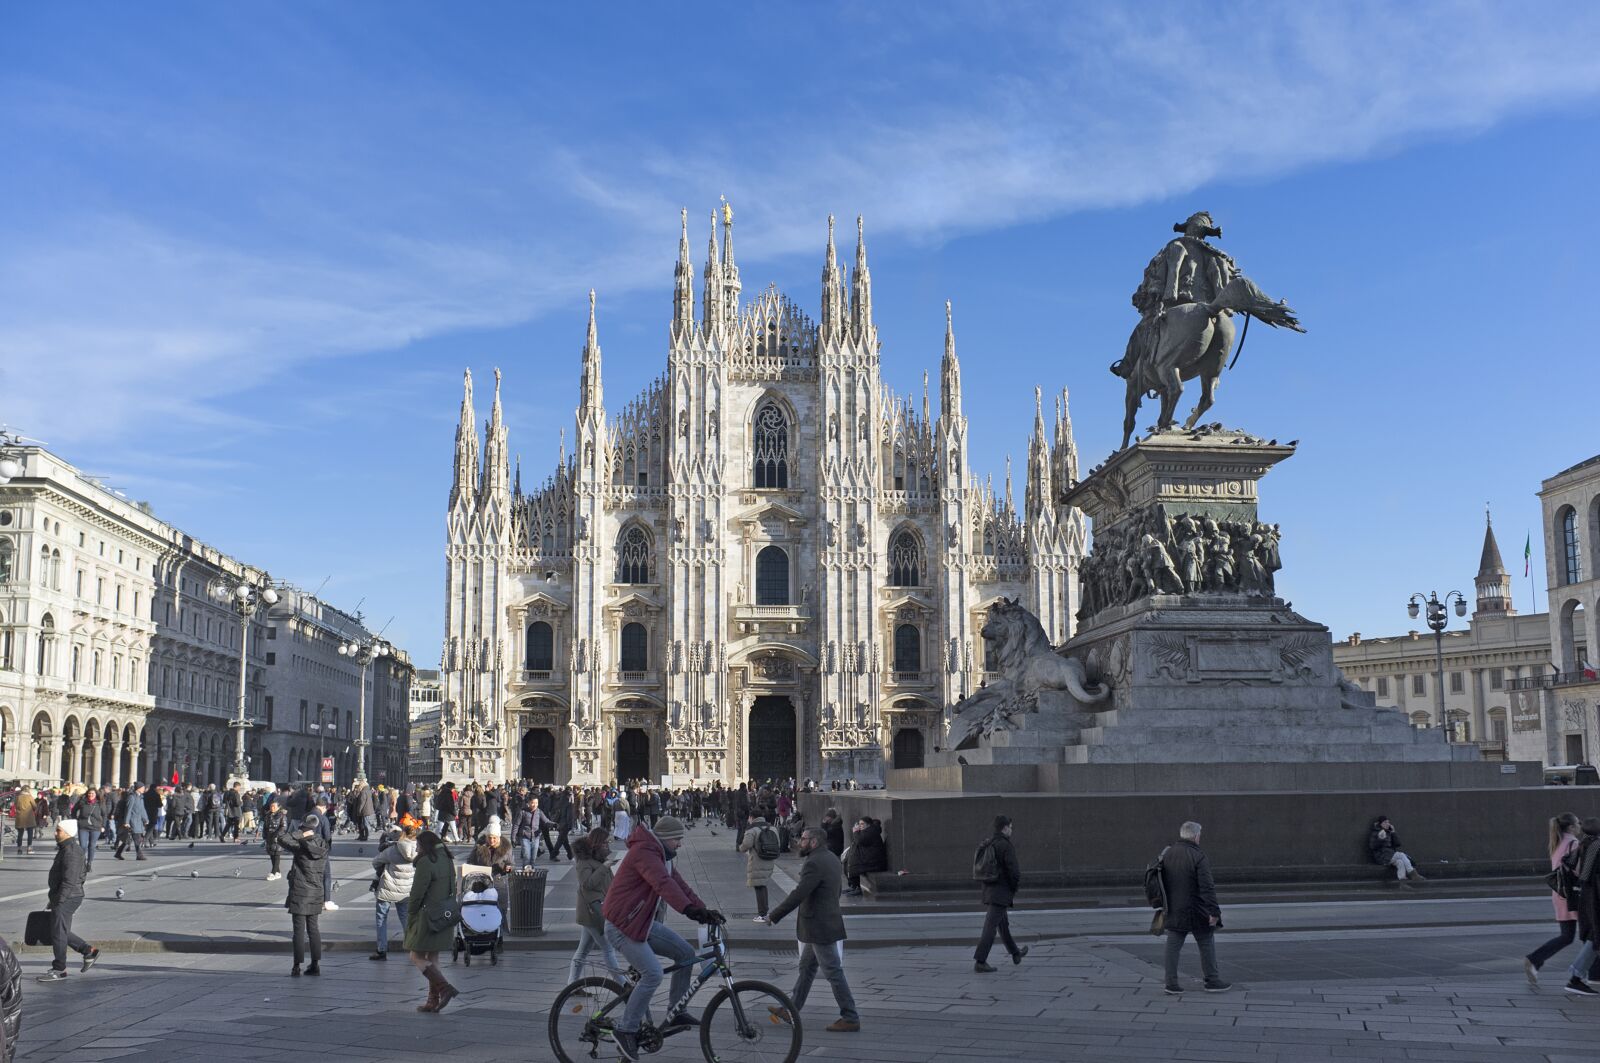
left=480, top=367, right=510, bottom=503
left=450, top=369, right=479, bottom=509
left=1026, top=386, right=1052, bottom=521
left=672, top=207, right=695, bottom=340
left=513, top=452, right=522, bottom=498
left=720, top=197, right=741, bottom=322
left=940, top=300, right=963, bottom=421
left=1474, top=507, right=1515, bottom=617
left=922, top=370, right=931, bottom=426
left=1005, top=455, right=1014, bottom=512
left=1054, top=387, right=1079, bottom=488
left=578, top=290, right=604, bottom=419
left=850, top=215, right=874, bottom=341
left=702, top=211, right=723, bottom=334
left=820, top=214, right=844, bottom=341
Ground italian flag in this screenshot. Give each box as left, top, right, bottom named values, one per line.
left=1524, top=533, right=1531, bottom=577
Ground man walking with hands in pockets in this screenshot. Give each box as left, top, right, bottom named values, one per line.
left=766, top=827, right=861, bottom=1033
left=1161, top=820, right=1230, bottom=994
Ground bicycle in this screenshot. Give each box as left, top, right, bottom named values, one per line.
left=548, top=920, right=802, bottom=1062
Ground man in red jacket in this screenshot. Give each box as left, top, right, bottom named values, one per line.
left=601, top=816, right=724, bottom=1062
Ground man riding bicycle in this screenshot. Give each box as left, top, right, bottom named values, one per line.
left=601, top=815, right=725, bottom=1061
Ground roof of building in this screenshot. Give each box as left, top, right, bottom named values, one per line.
left=1544, top=453, right=1600, bottom=488
left=1477, top=514, right=1507, bottom=580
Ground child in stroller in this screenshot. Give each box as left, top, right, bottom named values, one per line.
left=452, top=871, right=504, bottom=966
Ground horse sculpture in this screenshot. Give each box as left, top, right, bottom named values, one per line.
left=1118, top=273, right=1304, bottom=450
left=948, top=598, right=1109, bottom=748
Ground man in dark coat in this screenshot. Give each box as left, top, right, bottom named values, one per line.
left=37, top=820, right=98, bottom=981
left=115, top=783, right=149, bottom=860
left=141, top=784, right=162, bottom=846
left=973, top=814, right=1028, bottom=971
left=1159, top=820, right=1229, bottom=994
left=768, top=827, right=859, bottom=1032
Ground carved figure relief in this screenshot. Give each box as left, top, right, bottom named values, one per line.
left=1078, top=508, right=1282, bottom=623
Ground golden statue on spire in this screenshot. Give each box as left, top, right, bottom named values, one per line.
left=720, top=195, right=733, bottom=226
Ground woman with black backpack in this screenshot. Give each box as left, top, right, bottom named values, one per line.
left=1524, top=813, right=1581, bottom=986
left=1560, top=817, right=1600, bottom=996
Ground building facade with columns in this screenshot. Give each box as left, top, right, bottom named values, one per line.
left=1333, top=515, right=1552, bottom=757
left=1506, top=454, right=1600, bottom=768
left=441, top=208, right=1087, bottom=787
left=0, top=445, right=410, bottom=788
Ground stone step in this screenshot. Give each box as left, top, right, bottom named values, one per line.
left=1062, top=741, right=1461, bottom=764
left=1089, top=706, right=1417, bottom=729
left=1075, top=723, right=1404, bottom=747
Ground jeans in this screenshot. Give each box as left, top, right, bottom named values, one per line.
left=322, top=853, right=334, bottom=902
left=16, top=827, right=33, bottom=851
left=50, top=898, right=92, bottom=972
left=292, top=912, right=322, bottom=966
left=604, top=920, right=695, bottom=1033
left=975, top=903, right=1018, bottom=963
left=1387, top=851, right=1415, bottom=879
left=1164, top=926, right=1221, bottom=987
left=80, top=830, right=96, bottom=869
left=754, top=885, right=769, bottom=917
left=1528, top=920, right=1576, bottom=969
left=569, top=923, right=624, bottom=983
left=114, top=826, right=143, bottom=858
left=375, top=899, right=409, bottom=952
left=222, top=816, right=240, bottom=841
left=517, top=838, right=535, bottom=868
left=792, top=940, right=858, bottom=1022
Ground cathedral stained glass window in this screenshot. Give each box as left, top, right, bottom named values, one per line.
left=525, top=621, right=553, bottom=671
left=894, top=623, right=921, bottom=672
left=753, top=402, right=789, bottom=489
left=756, top=545, right=789, bottom=605
left=889, top=531, right=921, bottom=587
left=617, top=526, right=652, bottom=584
left=620, top=622, right=648, bottom=672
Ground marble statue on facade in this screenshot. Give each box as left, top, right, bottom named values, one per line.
left=1114, top=211, right=1305, bottom=449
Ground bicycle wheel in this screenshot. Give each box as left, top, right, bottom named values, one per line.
left=698, top=979, right=802, bottom=1063
left=548, top=976, right=630, bottom=1063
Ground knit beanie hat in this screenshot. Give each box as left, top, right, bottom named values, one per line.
left=57, top=819, right=79, bottom=838
left=653, top=816, right=686, bottom=842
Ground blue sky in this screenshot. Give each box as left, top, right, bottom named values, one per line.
left=3, top=2, right=1598, bottom=658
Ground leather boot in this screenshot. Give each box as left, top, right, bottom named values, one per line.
left=416, top=979, right=441, bottom=1013
left=424, top=965, right=459, bottom=1012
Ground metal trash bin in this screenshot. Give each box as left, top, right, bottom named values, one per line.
left=507, top=867, right=548, bottom=935
left=1576, top=764, right=1600, bottom=786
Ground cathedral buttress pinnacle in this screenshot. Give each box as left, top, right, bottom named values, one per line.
left=579, top=290, right=604, bottom=420
left=850, top=215, right=873, bottom=344
left=702, top=212, right=723, bottom=335
left=820, top=214, right=843, bottom=342
left=720, top=197, right=740, bottom=323
left=673, top=207, right=695, bottom=341
left=1026, top=386, right=1052, bottom=521
left=451, top=368, right=479, bottom=509
left=940, top=301, right=963, bottom=423
left=480, top=367, right=510, bottom=505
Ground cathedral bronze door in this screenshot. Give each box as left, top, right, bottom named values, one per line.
left=617, top=728, right=650, bottom=784
left=748, top=696, right=796, bottom=783
left=892, top=728, right=925, bottom=769
left=521, top=728, right=556, bottom=784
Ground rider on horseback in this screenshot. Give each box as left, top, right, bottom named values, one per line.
left=1117, top=210, right=1237, bottom=381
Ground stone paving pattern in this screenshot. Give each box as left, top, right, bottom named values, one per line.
left=3, top=828, right=1596, bottom=1061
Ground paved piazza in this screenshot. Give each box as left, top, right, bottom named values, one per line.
left=3, top=829, right=1594, bottom=1063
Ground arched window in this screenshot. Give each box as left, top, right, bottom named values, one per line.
left=889, top=530, right=921, bottom=587
left=525, top=621, right=553, bottom=671
left=620, top=622, right=648, bottom=672
left=51, top=548, right=61, bottom=589
left=894, top=623, right=921, bottom=672
left=752, top=402, right=790, bottom=489
left=36, top=612, right=54, bottom=676
left=756, top=546, right=789, bottom=605
left=1561, top=507, right=1582, bottom=584
left=617, top=526, right=652, bottom=584
left=0, top=540, right=12, bottom=584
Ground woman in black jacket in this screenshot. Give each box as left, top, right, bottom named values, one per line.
left=843, top=817, right=888, bottom=895
left=280, top=815, right=330, bottom=976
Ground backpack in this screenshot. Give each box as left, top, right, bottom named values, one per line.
left=1547, top=841, right=1584, bottom=901
left=1143, top=847, right=1171, bottom=910
left=755, top=826, right=781, bottom=862
left=973, top=839, right=1000, bottom=883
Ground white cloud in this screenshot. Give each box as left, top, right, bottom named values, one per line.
left=2, top=3, right=1598, bottom=448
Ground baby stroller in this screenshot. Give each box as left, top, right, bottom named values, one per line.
left=452, top=871, right=505, bottom=966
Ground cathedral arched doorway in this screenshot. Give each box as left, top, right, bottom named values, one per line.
left=522, top=728, right=557, bottom=784
left=892, top=728, right=925, bottom=769
left=748, top=696, right=796, bottom=783
left=616, top=728, right=650, bottom=784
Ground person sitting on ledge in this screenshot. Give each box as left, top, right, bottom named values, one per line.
left=1369, top=815, right=1425, bottom=888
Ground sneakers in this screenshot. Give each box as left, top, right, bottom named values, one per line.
left=290, top=965, right=301, bottom=977
left=1013, top=945, right=1030, bottom=966
left=37, top=970, right=67, bottom=983
left=752, top=915, right=769, bottom=924
left=973, top=961, right=997, bottom=973
left=842, top=887, right=863, bottom=897
left=323, top=901, right=340, bottom=911
left=265, top=872, right=281, bottom=881
left=305, top=963, right=321, bottom=977
left=81, top=948, right=100, bottom=973
left=826, top=1019, right=862, bottom=1032
left=614, top=1030, right=642, bottom=1062
left=370, top=951, right=387, bottom=962
left=660, top=1013, right=699, bottom=1034
left=1204, top=981, right=1232, bottom=993
left=1164, top=984, right=1183, bottom=995
left=1525, top=957, right=1539, bottom=986
left=767, top=1005, right=795, bottom=1025
left=1565, top=977, right=1598, bottom=996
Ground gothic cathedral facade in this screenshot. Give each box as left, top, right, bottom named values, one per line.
left=441, top=209, right=1085, bottom=787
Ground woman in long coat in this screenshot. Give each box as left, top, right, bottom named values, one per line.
left=280, top=815, right=329, bottom=975
left=13, top=790, right=38, bottom=854
left=404, top=831, right=459, bottom=1012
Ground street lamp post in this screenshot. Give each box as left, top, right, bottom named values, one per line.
left=208, top=571, right=278, bottom=783
left=339, top=635, right=392, bottom=786
left=1406, top=590, right=1468, bottom=735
